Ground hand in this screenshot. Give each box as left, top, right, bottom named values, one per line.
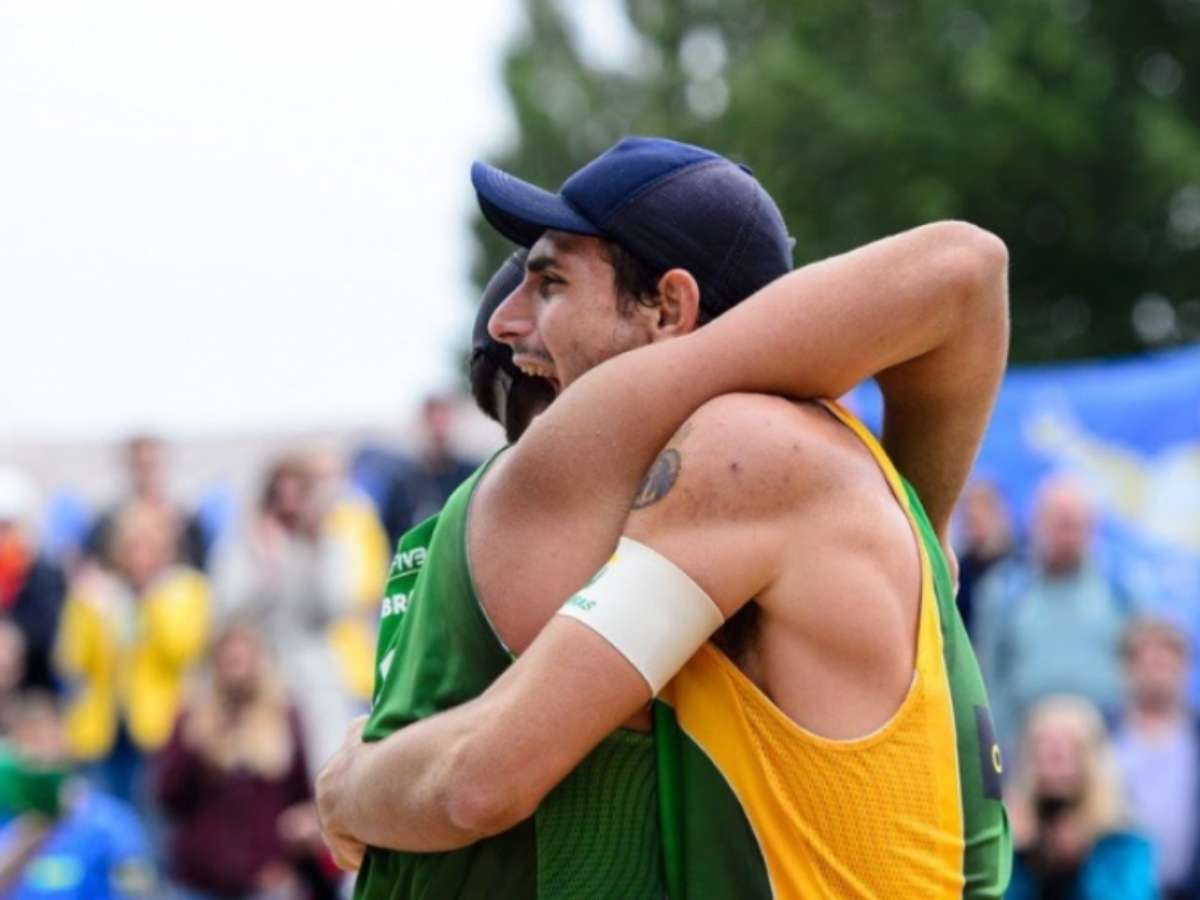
left=316, top=715, right=369, bottom=871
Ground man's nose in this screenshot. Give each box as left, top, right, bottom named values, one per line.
left=488, top=283, right=533, bottom=345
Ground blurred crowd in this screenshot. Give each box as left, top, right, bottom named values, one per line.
left=0, top=394, right=1196, bottom=898
left=960, top=477, right=1197, bottom=899
left=0, top=395, right=479, bottom=899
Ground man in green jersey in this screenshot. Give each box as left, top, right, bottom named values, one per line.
left=320, top=138, right=1011, bottom=896
left=350, top=252, right=658, bottom=898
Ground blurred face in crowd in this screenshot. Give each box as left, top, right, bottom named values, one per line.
left=1125, top=622, right=1189, bottom=711
left=1029, top=717, right=1087, bottom=801
left=961, top=482, right=1011, bottom=557
left=213, top=626, right=266, bottom=703
left=127, top=436, right=167, bottom=501
left=0, top=520, right=25, bottom=555
left=267, top=470, right=310, bottom=532
left=305, top=447, right=342, bottom=516
left=422, top=396, right=456, bottom=456
left=1033, top=479, right=1093, bottom=576
left=11, top=697, right=67, bottom=765
left=113, top=506, right=175, bottom=590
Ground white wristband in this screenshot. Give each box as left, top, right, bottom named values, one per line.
left=557, top=537, right=724, bottom=694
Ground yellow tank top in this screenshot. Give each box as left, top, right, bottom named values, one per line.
left=655, top=401, right=1011, bottom=899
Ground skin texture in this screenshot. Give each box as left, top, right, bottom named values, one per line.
left=316, top=220, right=1009, bottom=865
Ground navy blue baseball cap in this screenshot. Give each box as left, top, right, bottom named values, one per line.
left=471, top=137, right=793, bottom=318
left=472, top=248, right=527, bottom=380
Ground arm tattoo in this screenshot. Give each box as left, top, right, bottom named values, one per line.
left=632, top=449, right=681, bottom=510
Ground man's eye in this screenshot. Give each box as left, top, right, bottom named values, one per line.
left=538, top=277, right=564, bottom=298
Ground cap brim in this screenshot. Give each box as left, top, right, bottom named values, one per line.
left=471, top=161, right=600, bottom=247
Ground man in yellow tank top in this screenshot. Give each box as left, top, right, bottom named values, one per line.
left=318, top=140, right=1011, bottom=897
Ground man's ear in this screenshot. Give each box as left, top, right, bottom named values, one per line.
left=651, top=269, right=701, bottom=339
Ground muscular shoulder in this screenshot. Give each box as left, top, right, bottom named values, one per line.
left=629, top=394, right=852, bottom=522
left=623, top=394, right=856, bottom=613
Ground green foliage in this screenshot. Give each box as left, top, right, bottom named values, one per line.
left=474, top=0, right=1200, bottom=361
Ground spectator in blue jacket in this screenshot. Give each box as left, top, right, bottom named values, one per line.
left=0, top=692, right=155, bottom=899
left=975, top=476, right=1136, bottom=759
left=1007, top=694, right=1155, bottom=900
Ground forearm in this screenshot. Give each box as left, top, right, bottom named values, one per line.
left=691, top=221, right=1005, bottom=399
left=878, top=369, right=1003, bottom=541
left=332, top=621, right=651, bottom=853
left=875, top=233, right=1009, bottom=536
left=474, top=222, right=1008, bottom=652
left=336, top=707, right=495, bottom=853
left=505, top=221, right=1007, bottom=519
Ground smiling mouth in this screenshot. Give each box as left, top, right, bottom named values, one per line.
left=513, top=356, right=561, bottom=393
left=514, top=355, right=554, bottom=380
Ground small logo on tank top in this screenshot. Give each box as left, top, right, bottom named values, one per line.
left=974, top=705, right=1003, bottom=800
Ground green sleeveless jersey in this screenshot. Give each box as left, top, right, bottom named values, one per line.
left=355, top=459, right=664, bottom=900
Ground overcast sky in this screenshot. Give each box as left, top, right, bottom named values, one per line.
left=0, top=0, right=572, bottom=442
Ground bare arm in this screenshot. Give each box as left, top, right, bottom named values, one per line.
left=317, top=222, right=1010, bottom=856
left=502, top=220, right=1006, bottom=500
left=873, top=262, right=1009, bottom=539
left=318, top=407, right=795, bottom=853
left=318, top=619, right=651, bottom=853
left=476, top=220, right=1008, bottom=651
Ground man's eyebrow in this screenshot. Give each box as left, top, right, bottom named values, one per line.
left=526, top=253, right=559, bottom=274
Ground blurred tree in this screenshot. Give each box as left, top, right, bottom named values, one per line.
left=473, top=0, right=1200, bottom=362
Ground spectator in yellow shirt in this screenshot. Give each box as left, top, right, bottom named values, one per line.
left=56, top=502, right=209, bottom=805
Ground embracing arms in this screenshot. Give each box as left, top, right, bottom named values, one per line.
left=318, top=398, right=802, bottom=856
left=477, top=219, right=1007, bottom=651
left=317, top=221, right=1009, bottom=860
left=503, top=219, right=1007, bottom=502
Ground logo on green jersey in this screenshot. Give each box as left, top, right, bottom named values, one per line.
left=381, top=592, right=410, bottom=618
left=391, top=545, right=428, bottom=575
left=378, top=648, right=396, bottom=682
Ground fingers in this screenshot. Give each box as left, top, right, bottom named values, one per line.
left=328, top=831, right=366, bottom=871
left=315, top=714, right=372, bottom=871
